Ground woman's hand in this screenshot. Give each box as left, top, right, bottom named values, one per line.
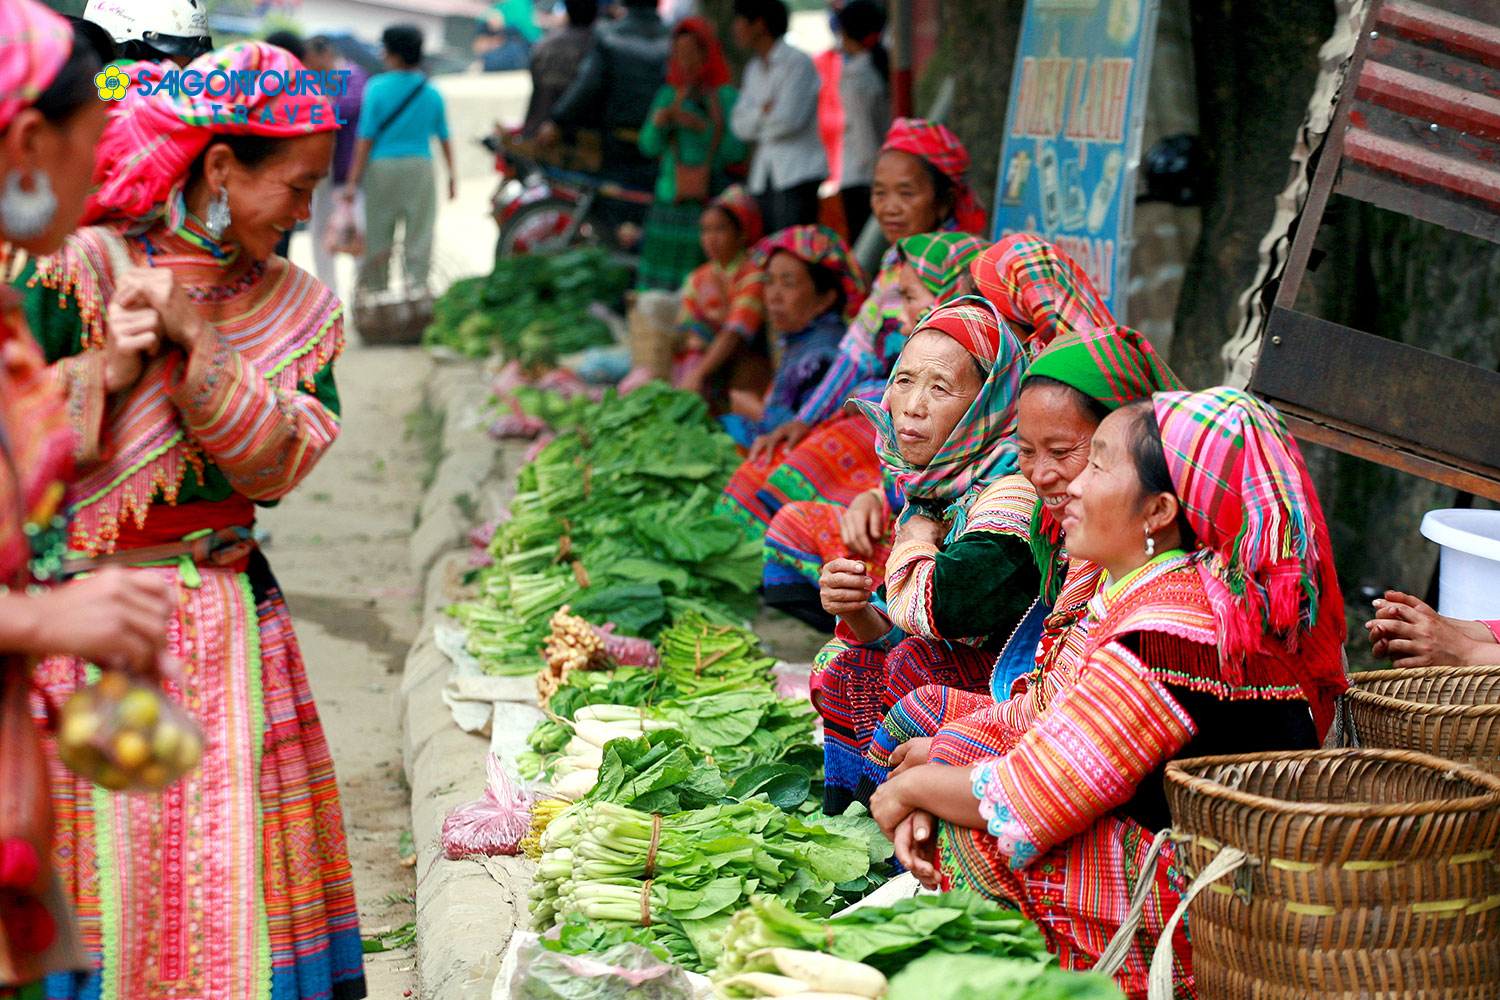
left=103, top=298, right=162, bottom=394
left=839, top=488, right=887, bottom=558
left=870, top=766, right=922, bottom=840
left=13, top=569, right=173, bottom=674
left=1365, top=590, right=1498, bottom=667
left=893, top=512, right=944, bottom=548
left=893, top=810, right=940, bottom=889
left=889, top=737, right=932, bottom=777
left=113, top=268, right=208, bottom=354
left=749, top=419, right=811, bottom=463
left=819, top=557, right=874, bottom=617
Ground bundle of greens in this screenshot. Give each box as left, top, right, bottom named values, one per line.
left=714, top=892, right=1052, bottom=980
left=887, top=953, right=1125, bottom=1000
left=532, top=800, right=888, bottom=972
left=424, top=247, right=630, bottom=361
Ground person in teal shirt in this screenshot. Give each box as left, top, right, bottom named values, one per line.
left=342, top=24, right=455, bottom=294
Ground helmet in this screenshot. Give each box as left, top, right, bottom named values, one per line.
left=1138, top=134, right=1204, bottom=207
left=83, top=0, right=213, bottom=61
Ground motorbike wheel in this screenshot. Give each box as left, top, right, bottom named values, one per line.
left=495, top=196, right=588, bottom=259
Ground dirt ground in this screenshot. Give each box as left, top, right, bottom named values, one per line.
left=257, top=343, right=434, bottom=999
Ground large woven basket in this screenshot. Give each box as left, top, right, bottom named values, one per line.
left=1347, top=666, right=1500, bottom=774
left=1163, top=749, right=1500, bottom=999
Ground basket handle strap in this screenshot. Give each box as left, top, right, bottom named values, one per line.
left=1091, top=828, right=1178, bottom=979
left=1146, top=845, right=1250, bottom=1000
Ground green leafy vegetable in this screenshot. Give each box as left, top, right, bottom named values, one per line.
left=888, top=952, right=1125, bottom=1000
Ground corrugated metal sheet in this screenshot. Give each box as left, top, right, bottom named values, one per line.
left=1339, top=0, right=1500, bottom=242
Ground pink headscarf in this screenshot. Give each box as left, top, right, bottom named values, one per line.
left=84, top=42, right=339, bottom=225
left=0, top=0, right=72, bottom=134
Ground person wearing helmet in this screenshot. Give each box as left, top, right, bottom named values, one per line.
left=82, top=0, right=213, bottom=66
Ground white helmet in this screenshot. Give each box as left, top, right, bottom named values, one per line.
left=84, top=0, right=213, bottom=61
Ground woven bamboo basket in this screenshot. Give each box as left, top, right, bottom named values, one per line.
left=1346, top=666, right=1500, bottom=774
left=1163, top=749, right=1500, bottom=999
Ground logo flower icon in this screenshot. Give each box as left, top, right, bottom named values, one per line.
left=96, top=65, right=129, bottom=102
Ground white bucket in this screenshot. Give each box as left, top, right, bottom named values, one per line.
left=1420, top=509, right=1500, bottom=621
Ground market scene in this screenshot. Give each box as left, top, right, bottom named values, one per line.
left=3, top=0, right=1500, bottom=997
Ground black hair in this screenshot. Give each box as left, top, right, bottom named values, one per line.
left=564, top=0, right=600, bottom=27
left=32, top=21, right=108, bottom=126
left=1020, top=375, right=1112, bottom=426
left=624, top=0, right=657, bottom=10
left=835, top=0, right=888, bottom=82
left=703, top=203, right=742, bottom=236
left=185, top=133, right=287, bottom=188
left=308, top=34, right=335, bottom=55
left=383, top=24, right=424, bottom=67
left=264, top=30, right=306, bottom=61
left=732, top=0, right=789, bottom=38
left=1123, top=400, right=1198, bottom=551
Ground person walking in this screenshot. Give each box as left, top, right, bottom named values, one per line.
left=730, top=0, right=827, bottom=233
left=343, top=24, right=456, bottom=295
left=522, top=0, right=598, bottom=137
left=833, top=0, right=889, bottom=242
left=305, top=34, right=368, bottom=299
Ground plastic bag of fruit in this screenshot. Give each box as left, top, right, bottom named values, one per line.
left=56, top=671, right=203, bottom=793
left=441, top=753, right=533, bottom=859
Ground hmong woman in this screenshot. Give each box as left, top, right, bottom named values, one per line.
left=715, top=118, right=985, bottom=538
left=810, top=299, right=1035, bottom=813
left=761, top=231, right=985, bottom=621
left=865, top=325, right=1182, bottom=786
left=675, top=185, right=769, bottom=406
left=870, top=387, right=1349, bottom=999
left=0, top=6, right=176, bottom=996
left=18, top=43, right=366, bottom=1000
left=720, top=226, right=866, bottom=447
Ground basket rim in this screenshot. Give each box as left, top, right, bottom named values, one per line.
left=1164, top=748, right=1500, bottom=818
left=1351, top=665, right=1500, bottom=686
left=1345, top=686, right=1500, bottom=719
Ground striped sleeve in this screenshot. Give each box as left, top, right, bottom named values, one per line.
left=722, top=264, right=765, bottom=342
left=971, top=639, right=1196, bottom=869
left=165, top=325, right=341, bottom=501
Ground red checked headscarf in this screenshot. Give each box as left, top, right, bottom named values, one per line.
left=84, top=42, right=338, bottom=225
left=711, top=184, right=763, bottom=246
left=970, top=233, right=1113, bottom=351
left=667, top=17, right=731, bottom=90
left=751, top=224, right=868, bottom=320
left=1154, top=387, right=1348, bottom=736
left=880, top=118, right=986, bottom=235
left=0, top=0, right=71, bottom=134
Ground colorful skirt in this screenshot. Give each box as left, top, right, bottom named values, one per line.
left=763, top=499, right=893, bottom=622
left=816, top=636, right=995, bottom=815
left=35, top=554, right=366, bottom=1000
left=715, top=414, right=883, bottom=541
left=637, top=201, right=706, bottom=292
left=941, top=814, right=1195, bottom=1000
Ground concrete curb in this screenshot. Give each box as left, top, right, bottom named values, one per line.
left=399, top=360, right=535, bottom=1000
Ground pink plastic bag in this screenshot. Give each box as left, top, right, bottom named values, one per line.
left=440, top=754, right=533, bottom=859
left=324, top=195, right=365, bottom=257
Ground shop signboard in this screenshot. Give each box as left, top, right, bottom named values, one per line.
left=991, top=0, right=1159, bottom=322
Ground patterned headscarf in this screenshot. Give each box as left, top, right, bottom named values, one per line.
left=711, top=184, right=763, bottom=247
left=1153, top=387, right=1348, bottom=735
left=750, top=224, right=868, bottom=320
left=0, top=0, right=71, bottom=134
left=854, top=297, right=1028, bottom=523
left=1023, top=325, right=1183, bottom=600
left=880, top=118, right=986, bottom=235
left=667, top=17, right=731, bottom=90
left=971, top=234, right=1113, bottom=351
left=84, top=42, right=339, bottom=225
left=896, top=232, right=986, bottom=303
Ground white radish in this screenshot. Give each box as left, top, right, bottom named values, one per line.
left=562, top=746, right=604, bottom=770
left=754, top=950, right=887, bottom=999
left=550, top=769, right=598, bottom=799
left=573, top=706, right=678, bottom=730
left=572, top=720, right=644, bottom=748
left=718, top=973, right=811, bottom=996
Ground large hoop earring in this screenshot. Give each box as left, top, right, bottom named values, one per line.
left=1, top=169, right=57, bottom=241
left=205, top=187, right=232, bottom=240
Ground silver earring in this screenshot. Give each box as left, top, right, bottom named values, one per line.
left=1144, top=528, right=1156, bottom=558
left=205, top=187, right=231, bottom=240
left=1, top=169, right=57, bottom=241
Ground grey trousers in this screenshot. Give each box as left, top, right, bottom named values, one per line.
left=359, top=156, right=436, bottom=293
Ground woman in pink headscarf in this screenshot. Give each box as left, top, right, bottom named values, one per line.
left=15, top=41, right=366, bottom=1000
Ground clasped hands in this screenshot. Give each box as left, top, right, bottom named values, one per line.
left=104, top=268, right=209, bottom=394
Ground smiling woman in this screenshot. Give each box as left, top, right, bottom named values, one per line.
left=14, top=40, right=368, bottom=1000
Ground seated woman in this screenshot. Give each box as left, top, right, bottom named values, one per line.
left=762, top=231, right=986, bottom=619
left=675, top=185, right=771, bottom=408
left=970, top=233, right=1114, bottom=349
left=866, top=325, right=1182, bottom=783
left=870, top=388, right=1349, bottom=999
left=719, top=226, right=866, bottom=448
left=812, top=299, right=1034, bottom=812
left=1366, top=590, right=1500, bottom=666
left=716, top=118, right=986, bottom=539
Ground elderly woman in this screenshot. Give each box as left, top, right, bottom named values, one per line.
left=762, top=231, right=985, bottom=622
left=716, top=118, right=986, bottom=539
left=19, top=42, right=365, bottom=1000
left=0, top=5, right=176, bottom=992
left=871, top=388, right=1349, bottom=999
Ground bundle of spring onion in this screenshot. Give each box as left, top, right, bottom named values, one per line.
left=532, top=800, right=885, bottom=972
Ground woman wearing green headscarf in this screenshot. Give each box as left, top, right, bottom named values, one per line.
left=762, top=231, right=985, bottom=622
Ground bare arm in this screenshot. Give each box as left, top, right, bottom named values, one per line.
left=342, top=137, right=373, bottom=195
left=441, top=138, right=457, bottom=199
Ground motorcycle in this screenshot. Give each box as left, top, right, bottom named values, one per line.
left=482, top=127, right=655, bottom=266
